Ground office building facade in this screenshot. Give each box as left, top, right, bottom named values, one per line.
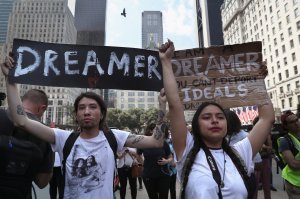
left=196, top=0, right=224, bottom=47
left=221, top=0, right=300, bottom=121
left=0, top=0, right=80, bottom=127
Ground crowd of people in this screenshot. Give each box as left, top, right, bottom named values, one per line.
left=0, top=39, right=299, bottom=199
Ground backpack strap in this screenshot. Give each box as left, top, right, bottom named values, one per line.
left=103, top=129, right=119, bottom=192
left=61, top=131, right=80, bottom=199
left=103, top=129, right=118, bottom=159
left=61, top=130, right=118, bottom=196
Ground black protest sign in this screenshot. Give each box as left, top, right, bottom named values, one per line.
left=172, top=41, right=269, bottom=110
left=9, top=39, right=163, bottom=91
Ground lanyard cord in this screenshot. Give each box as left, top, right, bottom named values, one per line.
left=203, top=148, right=225, bottom=199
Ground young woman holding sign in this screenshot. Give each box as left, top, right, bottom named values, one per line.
left=158, top=40, right=275, bottom=199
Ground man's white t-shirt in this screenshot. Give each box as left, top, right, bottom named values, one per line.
left=176, top=132, right=253, bottom=199
left=51, top=128, right=129, bottom=199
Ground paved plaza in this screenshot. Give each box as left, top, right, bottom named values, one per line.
left=34, top=160, right=288, bottom=199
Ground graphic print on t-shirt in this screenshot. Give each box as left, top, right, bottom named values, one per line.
left=67, top=144, right=107, bottom=196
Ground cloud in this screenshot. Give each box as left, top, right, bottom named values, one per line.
left=162, top=0, right=195, bottom=37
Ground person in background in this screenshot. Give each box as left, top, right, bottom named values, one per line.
left=117, top=146, right=142, bottom=199
left=253, top=116, right=271, bottom=199
left=0, top=88, right=54, bottom=199
left=137, top=90, right=172, bottom=199
left=159, top=39, right=274, bottom=199
left=224, top=110, right=263, bottom=199
left=49, top=152, right=63, bottom=199
left=166, top=133, right=177, bottom=199
left=278, top=111, right=300, bottom=198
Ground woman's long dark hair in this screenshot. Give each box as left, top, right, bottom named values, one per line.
left=180, top=102, right=253, bottom=199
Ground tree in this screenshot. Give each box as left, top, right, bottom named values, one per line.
left=106, top=108, right=123, bottom=128
left=106, top=107, right=159, bottom=133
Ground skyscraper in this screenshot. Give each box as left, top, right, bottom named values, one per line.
left=0, top=0, right=14, bottom=44
left=74, top=0, right=106, bottom=46
left=142, top=11, right=163, bottom=49
left=195, top=0, right=224, bottom=47
left=1, top=0, right=79, bottom=127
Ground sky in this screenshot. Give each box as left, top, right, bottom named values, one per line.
left=68, top=0, right=198, bottom=50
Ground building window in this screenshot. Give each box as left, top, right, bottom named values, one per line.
left=277, top=61, right=281, bottom=69
left=128, top=98, right=135, bottom=102
left=274, top=38, right=277, bottom=45
left=289, top=98, right=293, bottom=107
left=287, top=84, right=291, bottom=91
left=286, top=70, right=289, bottom=78
left=147, top=91, right=155, bottom=96
left=297, top=21, right=300, bottom=30
left=147, top=98, right=154, bottom=102
left=278, top=21, right=282, bottom=30
left=290, top=39, right=295, bottom=48
left=284, top=3, right=289, bottom=13
left=284, top=57, right=288, bottom=65
left=295, top=65, right=299, bottom=75
left=279, top=73, right=282, bottom=81
left=280, top=86, right=284, bottom=93
left=58, top=100, right=63, bottom=105
left=281, top=99, right=285, bottom=109
left=288, top=27, right=292, bottom=36
left=292, top=53, right=296, bottom=61
left=138, top=104, right=145, bottom=108
left=296, top=80, right=300, bottom=88
left=138, top=98, right=145, bottom=102
left=286, top=15, right=291, bottom=24
left=138, top=92, right=144, bottom=96
left=282, top=45, right=286, bottom=53
left=295, top=8, right=299, bottom=18
left=128, top=104, right=135, bottom=108
left=281, top=33, right=284, bottom=41
left=128, top=92, right=135, bottom=96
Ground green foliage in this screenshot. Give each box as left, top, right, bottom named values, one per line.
left=106, top=107, right=159, bottom=133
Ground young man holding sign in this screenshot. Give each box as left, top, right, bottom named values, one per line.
left=1, top=56, right=164, bottom=199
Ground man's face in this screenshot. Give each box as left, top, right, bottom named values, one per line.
left=285, top=114, right=300, bottom=133
left=76, top=97, right=102, bottom=130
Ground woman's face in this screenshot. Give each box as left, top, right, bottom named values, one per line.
left=198, top=105, right=227, bottom=148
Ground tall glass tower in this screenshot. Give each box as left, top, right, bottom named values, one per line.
left=142, top=11, right=163, bottom=50
left=195, top=0, right=224, bottom=47
left=74, top=0, right=106, bottom=46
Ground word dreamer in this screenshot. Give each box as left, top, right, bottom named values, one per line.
left=172, top=41, right=269, bottom=109
left=9, top=39, right=163, bottom=91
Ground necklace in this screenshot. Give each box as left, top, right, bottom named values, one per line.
left=220, top=150, right=226, bottom=188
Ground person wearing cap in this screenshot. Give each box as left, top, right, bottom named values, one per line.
left=278, top=110, right=300, bottom=198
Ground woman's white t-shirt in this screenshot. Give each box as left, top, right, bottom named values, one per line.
left=176, top=132, right=253, bottom=199
left=51, top=128, right=129, bottom=199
